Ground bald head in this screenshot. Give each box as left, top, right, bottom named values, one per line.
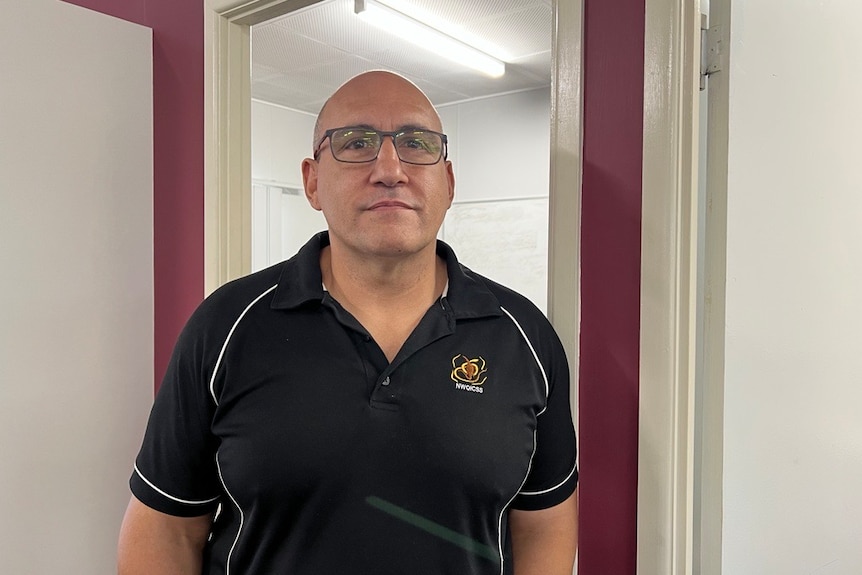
left=312, top=71, right=443, bottom=148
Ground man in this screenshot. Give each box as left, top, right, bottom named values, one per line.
left=118, top=71, right=578, bottom=574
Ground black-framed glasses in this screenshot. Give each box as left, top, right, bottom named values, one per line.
left=313, top=126, right=448, bottom=165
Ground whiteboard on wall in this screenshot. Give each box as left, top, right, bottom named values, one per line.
left=441, top=197, right=549, bottom=312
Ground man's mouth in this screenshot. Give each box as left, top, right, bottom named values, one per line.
left=367, top=200, right=413, bottom=210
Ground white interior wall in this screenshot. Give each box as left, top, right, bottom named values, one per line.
left=251, top=100, right=324, bottom=270
left=721, top=1, right=862, bottom=572
left=438, top=87, right=551, bottom=202
left=251, top=88, right=551, bottom=309
left=0, top=1, right=153, bottom=572
left=251, top=99, right=316, bottom=188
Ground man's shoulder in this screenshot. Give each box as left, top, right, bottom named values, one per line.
left=458, top=267, right=570, bottom=387
left=457, top=266, right=565, bottom=352
left=209, top=261, right=283, bottom=305
left=460, top=265, right=548, bottom=323
left=186, top=262, right=286, bottom=333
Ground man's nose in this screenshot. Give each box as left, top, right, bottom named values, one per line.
left=370, top=136, right=407, bottom=184
left=378, top=135, right=401, bottom=161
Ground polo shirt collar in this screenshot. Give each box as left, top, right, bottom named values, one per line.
left=271, top=231, right=503, bottom=320
left=435, top=240, right=503, bottom=320
left=271, top=232, right=328, bottom=310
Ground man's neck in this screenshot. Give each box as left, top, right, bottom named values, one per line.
left=319, top=241, right=447, bottom=362
left=319, top=242, right=447, bottom=313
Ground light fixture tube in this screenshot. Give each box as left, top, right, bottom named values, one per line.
left=354, top=0, right=505, bottom=78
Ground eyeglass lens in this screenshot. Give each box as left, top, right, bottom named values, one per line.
left=329, top=128, right=443, bottom=164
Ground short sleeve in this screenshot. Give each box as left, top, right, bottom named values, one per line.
left=510, top=326, right=578, bottom=510
left=129, top=304, right=223, bottom=517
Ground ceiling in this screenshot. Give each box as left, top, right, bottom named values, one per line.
left=251, top=0, right=553, bottom=114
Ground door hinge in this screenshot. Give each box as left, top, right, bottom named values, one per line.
left=700, top=15, right=723, bottom=91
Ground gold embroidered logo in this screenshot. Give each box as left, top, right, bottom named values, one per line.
left=451, top=354, right=487, bottom=386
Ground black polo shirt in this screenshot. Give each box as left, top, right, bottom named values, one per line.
left=130, top=232, right=577, bottom=575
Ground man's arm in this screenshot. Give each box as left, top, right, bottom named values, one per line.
left=117, top=496, right=213, bottom=575
left=509, top=488, right=578, bottom=575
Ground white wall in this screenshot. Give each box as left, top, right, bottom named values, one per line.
left=251, top=99, right=316, bottom=188
left=0, top=1, right=153, bottom=572
left=251, top=100, right=325, bottom=270
left=438, top=87, right=551, bottom=202
left=721, top=1, right=862, bottom=572
left=251, top=88, right=552, bottom=309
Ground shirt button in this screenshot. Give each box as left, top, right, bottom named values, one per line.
left=381, top=376, right=390, bottom=386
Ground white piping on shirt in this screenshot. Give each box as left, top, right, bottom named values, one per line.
left=495, top=306, right=559, bottom=572
left=133, top=464, right=220, bottom=505
left=518, top=463, right=578, bottom=496
left=496, top=430, right=539, bottom=575
left=499, top=306, right=550, bottom=414
left=216, top=451, right=244, bottom=575
left=209, top=284, right=278, bottom=405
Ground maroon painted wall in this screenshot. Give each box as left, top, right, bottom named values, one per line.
left=61, top=0, right=204, bottom=393
left=578, top=0, right=645, bottom=573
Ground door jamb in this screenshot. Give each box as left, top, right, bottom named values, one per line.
left=638, top=0, right=717, bottom=572
left=548, top=0, right=584, bottom=430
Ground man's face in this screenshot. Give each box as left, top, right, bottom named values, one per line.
left=301, top=72, right=455, bottom=261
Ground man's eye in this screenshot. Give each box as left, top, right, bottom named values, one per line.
left=400, top=137, right=427, bottom=150
left=343, top=137, right=374, bottom=150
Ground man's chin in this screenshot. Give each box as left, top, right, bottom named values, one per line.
left=361, top=238, right=435, bottom=260
left=329, top=228, right=437, bottom=261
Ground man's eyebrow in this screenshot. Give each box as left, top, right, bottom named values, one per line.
left=340, top=123, right=437, bottom=132
left=397, top=124, right=437, bottom=132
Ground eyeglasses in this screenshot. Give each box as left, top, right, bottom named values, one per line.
left=313, top=126, right=448, bottom=165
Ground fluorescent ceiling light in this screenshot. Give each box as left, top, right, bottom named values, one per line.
left=354, top=0, right=506, bottom=78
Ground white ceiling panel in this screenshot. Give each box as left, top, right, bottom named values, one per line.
left=252, top=27, right=347, bottom=72
left=251, top=0, right=552, bottom=114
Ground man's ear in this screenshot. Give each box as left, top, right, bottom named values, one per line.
left=445, top=160, right=455, bottom=207
left=301, top=158, right=322, bottom=211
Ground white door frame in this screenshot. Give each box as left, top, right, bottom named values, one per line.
left=638, top=0, right=718, bottom=573
left=693, top=1, right=730, bottom=573
left=547, top=0, right=584, bottom=425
